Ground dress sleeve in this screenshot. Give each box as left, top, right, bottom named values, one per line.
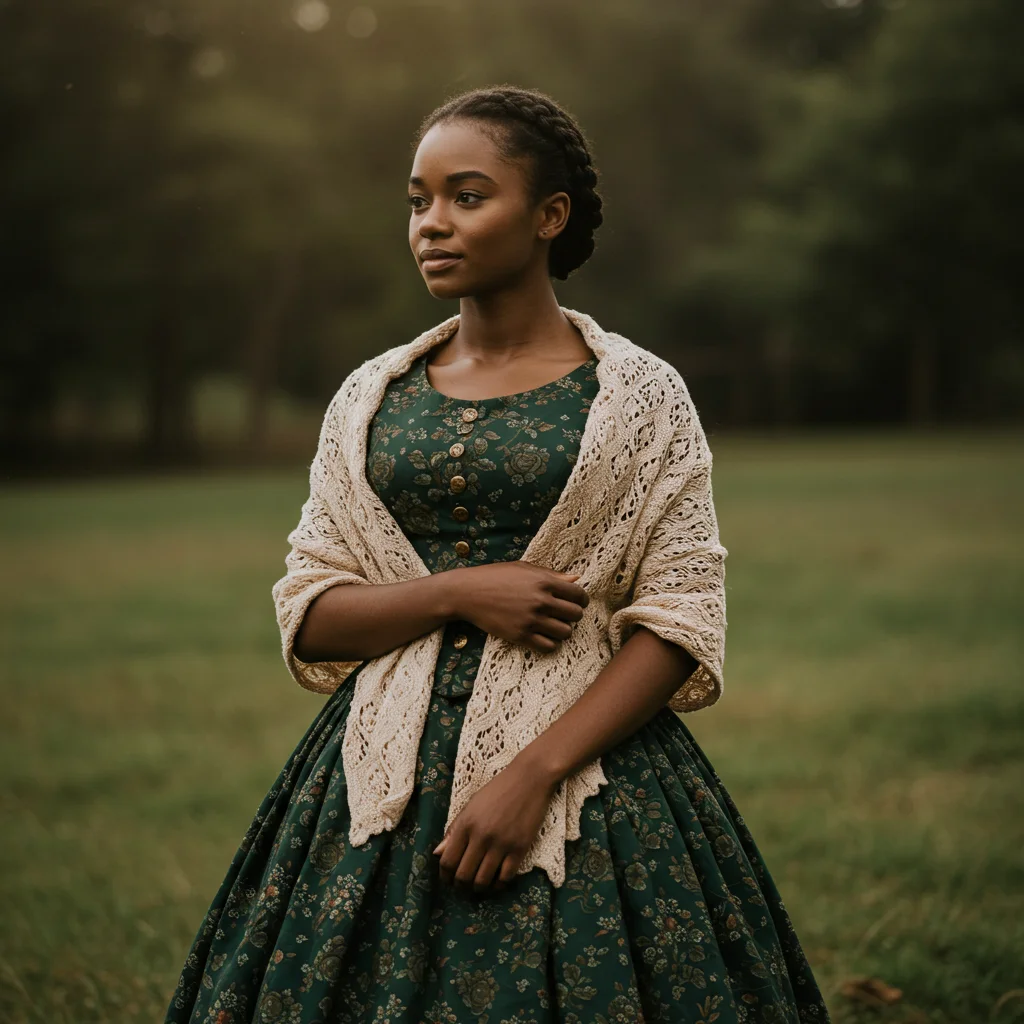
left=607, top=415, right=728, bottom=713
left=271, top=398, right=372, bottom=695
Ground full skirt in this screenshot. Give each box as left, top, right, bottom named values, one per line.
left=165, top=669, right=830, bottom=1024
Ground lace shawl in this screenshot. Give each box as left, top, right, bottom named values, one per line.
left=271, top=307, right=728, bottom=887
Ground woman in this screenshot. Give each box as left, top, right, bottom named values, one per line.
left=166, top=86, right=830, bottom=1024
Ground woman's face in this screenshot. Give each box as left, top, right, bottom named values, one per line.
left=408, top=119, right=563, bottom=300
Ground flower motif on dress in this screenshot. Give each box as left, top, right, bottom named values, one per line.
left=312, top=875, right=366, bottom=931
left=624, top=861, right=649, bottom=891
left=373, top=938, right=397, bottom=984
left=503, top=442, right=550, bottom=485
left=402, top=940, right=429, bottom=984
left=382, top=384, right=421, bottom=413
left=713, top=833, right=737, bottom=859
left=368, top=450, right=395, bottom=490
left=581, top=843, right=614, bottom=882
left=667, top=854, right=702, bottom=892
left=455, top=966, right=500, bottom=1013
left=556, top=962, right=600, bottom=1011
left=310, top=935, right=347, bottom=982
left=308, top=829, right=344, bottom=876
left=391, top=491, right=439, bottom=536
left=257, top=988, right=302, bottom=1022
left=422, top=997, right=460, bottom=1023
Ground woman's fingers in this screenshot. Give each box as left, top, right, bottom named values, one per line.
left=526, top=633, right=559, bottom=654
left=498, top=851, right=524, bottom=886
left=525, top=614, right=578, bottom=652
left=436, top=828, right=469, bottom=886
left=533, top=616, right=573, bottom=642
left=549, top=577, right=589, bottom=607
left=472, top=848, right=506, bottom=893
left=452, top=837, right=487, bottom=892
left=543, top=596, right=586, bottom=623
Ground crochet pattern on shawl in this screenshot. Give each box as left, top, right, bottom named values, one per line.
left=271, top=307, right=728, bottom=887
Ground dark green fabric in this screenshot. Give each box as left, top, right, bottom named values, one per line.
left=166, top=354, right=830, bottom=1023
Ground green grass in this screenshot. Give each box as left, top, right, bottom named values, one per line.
left=1, top=434, right=1022, bottom=1023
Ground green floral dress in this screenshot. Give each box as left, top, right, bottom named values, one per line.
left=166, top=353, right=830, bottom=1024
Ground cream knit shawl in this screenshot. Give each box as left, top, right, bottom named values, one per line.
left=272, top=307, right=728, bottom=887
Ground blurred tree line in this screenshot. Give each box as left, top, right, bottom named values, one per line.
left=1, top=0, right=1021, bottom=471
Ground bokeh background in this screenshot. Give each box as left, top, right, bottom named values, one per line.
left=1, top=0, right=1022, bottom=1021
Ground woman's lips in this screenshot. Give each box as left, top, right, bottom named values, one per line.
left=421, top=255, right=462, bottom=273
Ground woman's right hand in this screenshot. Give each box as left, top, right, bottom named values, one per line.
left=447, top=560, right=589, bottom=654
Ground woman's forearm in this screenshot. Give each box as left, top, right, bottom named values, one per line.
left=293, top=570, right=465, bottom=663
left=512, top=626, right=699, bottom=788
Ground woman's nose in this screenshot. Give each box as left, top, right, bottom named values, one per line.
left=418, top=206, right=453, bottom=240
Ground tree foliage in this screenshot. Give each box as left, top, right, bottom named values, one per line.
left=0, top=0, right=1018, bottom=468
left=695, top=0, right=1024, bottom=424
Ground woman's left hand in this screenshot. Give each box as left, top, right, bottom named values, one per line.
left=433, top=756, right=558, bottom=894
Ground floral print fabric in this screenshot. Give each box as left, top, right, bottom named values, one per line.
left=366, top=353, right=600, bottom=699
left=166, top=354, right=829, bottom=1023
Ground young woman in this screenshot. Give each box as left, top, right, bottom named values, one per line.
left=166, top=86, right=830, bottom=1024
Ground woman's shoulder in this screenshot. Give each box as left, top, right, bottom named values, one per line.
left=589, top=324, right=697, bottom=413
left=319, top=314, right=461, bottom=420
left=565, top=308, right=690, bottom=394
left=573, top=314, right=707, bottom=451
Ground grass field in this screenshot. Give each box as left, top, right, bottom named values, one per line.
left=1, top=434, right=1022, bottom=1024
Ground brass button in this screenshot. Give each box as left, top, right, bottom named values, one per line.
left=452, top=505, right=469, bottom=522
left=449, top=474, right=467, bottom=493
left=461, top=407, right=479, bottom=422
left=449, top=441, right=465, bottom=457
left=454, top=540, right=470, bottom=557
left=453, top=634, right=468, bottom=649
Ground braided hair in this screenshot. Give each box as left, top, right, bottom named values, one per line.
left=415, top=86, right=603, bottom=280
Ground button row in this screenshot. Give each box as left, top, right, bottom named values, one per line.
left=453, top=409, right=479, bottom=562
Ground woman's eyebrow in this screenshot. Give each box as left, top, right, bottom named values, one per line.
left=408, top=170, right=498, bottom=186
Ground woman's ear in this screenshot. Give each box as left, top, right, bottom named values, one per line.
left=538, top=192, right=570, bottom=240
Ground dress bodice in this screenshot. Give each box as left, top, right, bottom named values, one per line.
left=365, top=351, right=600, bottom=697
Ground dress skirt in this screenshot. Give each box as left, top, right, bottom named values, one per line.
left=165, top=665, right=830, bottom=1024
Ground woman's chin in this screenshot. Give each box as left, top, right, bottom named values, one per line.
left=423, top=276, right=472, bottom=301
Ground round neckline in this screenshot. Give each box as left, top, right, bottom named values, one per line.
left=418, top=352, right=597, bottom=404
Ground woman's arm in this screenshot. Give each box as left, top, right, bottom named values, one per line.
left=293, top=573, right=461, bottom=663
left=293, top=560, right=590, bottom=664
left=433, top=625, right=699, bottom=892
left=513, top=625, right=698, bottom=786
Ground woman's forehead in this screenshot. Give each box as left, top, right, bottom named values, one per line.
left=411, top=120, right=523, bottom=183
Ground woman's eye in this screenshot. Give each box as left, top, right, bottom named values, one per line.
left=456, top=191, right=483, bottom=204
left=406, top=195, right=426, bottom=209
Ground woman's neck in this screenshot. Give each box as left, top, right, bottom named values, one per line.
left=453, top=281, right=588, bottom=363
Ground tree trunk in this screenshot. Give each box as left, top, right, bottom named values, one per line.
left=243, top=247, right=302, bottom=459
left=144, top=226, right=194, bottom=464
left=765, top=327, right=797, bottom=429
left=727, top=342, right=754, bottom=426
left=908, top=331, right=937, bottom=426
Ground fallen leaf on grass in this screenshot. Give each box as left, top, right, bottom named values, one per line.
left=840, top=977, right=904, bottom=1008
